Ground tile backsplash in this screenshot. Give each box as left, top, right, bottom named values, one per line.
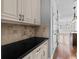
left=1, top=23, right=35, bottom=45
left=35, top=26, right=49, bottom=38
left=1, top=24, right=49, bottom=45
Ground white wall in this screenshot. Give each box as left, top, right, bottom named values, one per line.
left=50, top=0, right=58, bottom=58
left=40, top=0, right=50, bottom=26
left=59, top=17, right=77, bottom=33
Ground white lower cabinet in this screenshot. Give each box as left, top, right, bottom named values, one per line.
left=33, top=46, right=42, bottom=59
left=34, top=49, right=42, bottom=59
left=33, top=40, right=48, bottom=59
left=2, top=0, right=40, bottom=25
left=22, top=40, right=48, bottom=59
left=42, top=42, right=48, bottom=59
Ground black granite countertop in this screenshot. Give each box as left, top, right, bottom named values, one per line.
left=1, top=37, right=48, bottom=59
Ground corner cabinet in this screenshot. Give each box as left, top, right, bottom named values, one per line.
left=22, top=0, right=34, bottom=24
left=1, top=0, right=41, bottom=25
left=1, top=0, right=18, bottom=22
left=31, top=0, right=41, bottom=25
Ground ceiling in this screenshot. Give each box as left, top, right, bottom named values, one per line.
left=56, top=0, right=74, bottom=20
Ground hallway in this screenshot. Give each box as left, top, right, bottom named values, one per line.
left=52, top=33, right=77, bottom=59
left=51, top=0, right=77, bottom=59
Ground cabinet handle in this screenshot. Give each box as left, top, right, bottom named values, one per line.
left=37, top=48, right=40, bottom=52
left=36, top=51, right=40, bottom=54
left=22, top=15, right=24, bottom=21
left=36, top=48, right=41, bottom=53
left=19, top=14, right=22, bottom=21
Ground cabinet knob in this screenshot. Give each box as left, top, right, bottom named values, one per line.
left=19, top=14, right=22, bottom=21
left=19, top=14, right=24, bottom=21
left=22, top=15, right=24, bottom=21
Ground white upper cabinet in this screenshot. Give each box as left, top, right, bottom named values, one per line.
left=1, top=0, right=18, bottom=21
left=22, top=0, right=34, bottom=24
left=18, top=0, right=22, bottom=21
left=36, top=0, right=41, bottom=25
left=32, top=0, right=40, bottom=25
left=1, top=0, right=40, bottom=25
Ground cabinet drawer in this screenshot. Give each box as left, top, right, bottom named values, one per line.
left=33, top=45, right=42, bottom=53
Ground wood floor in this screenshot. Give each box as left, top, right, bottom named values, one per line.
left=53, top=47, right=77, bottom=59
left=70, top=47, right=77, bottom=59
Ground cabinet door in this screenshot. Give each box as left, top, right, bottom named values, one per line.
left=31, top=0, right=40, bottom=25
left=33, top=47, right=42, bottom=59
left=35, top=51, right=42, bottom=59
left=22, top=53, right=32, bottom=59
left=22, top=0, right=34, bottom=24
left=35, top=0, right=40, bottom=25
left=42, top=42, right=48, bottom=59
left=1, top=0, right=18, bottom=21
left=18, top=0, right=22, bottom=21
